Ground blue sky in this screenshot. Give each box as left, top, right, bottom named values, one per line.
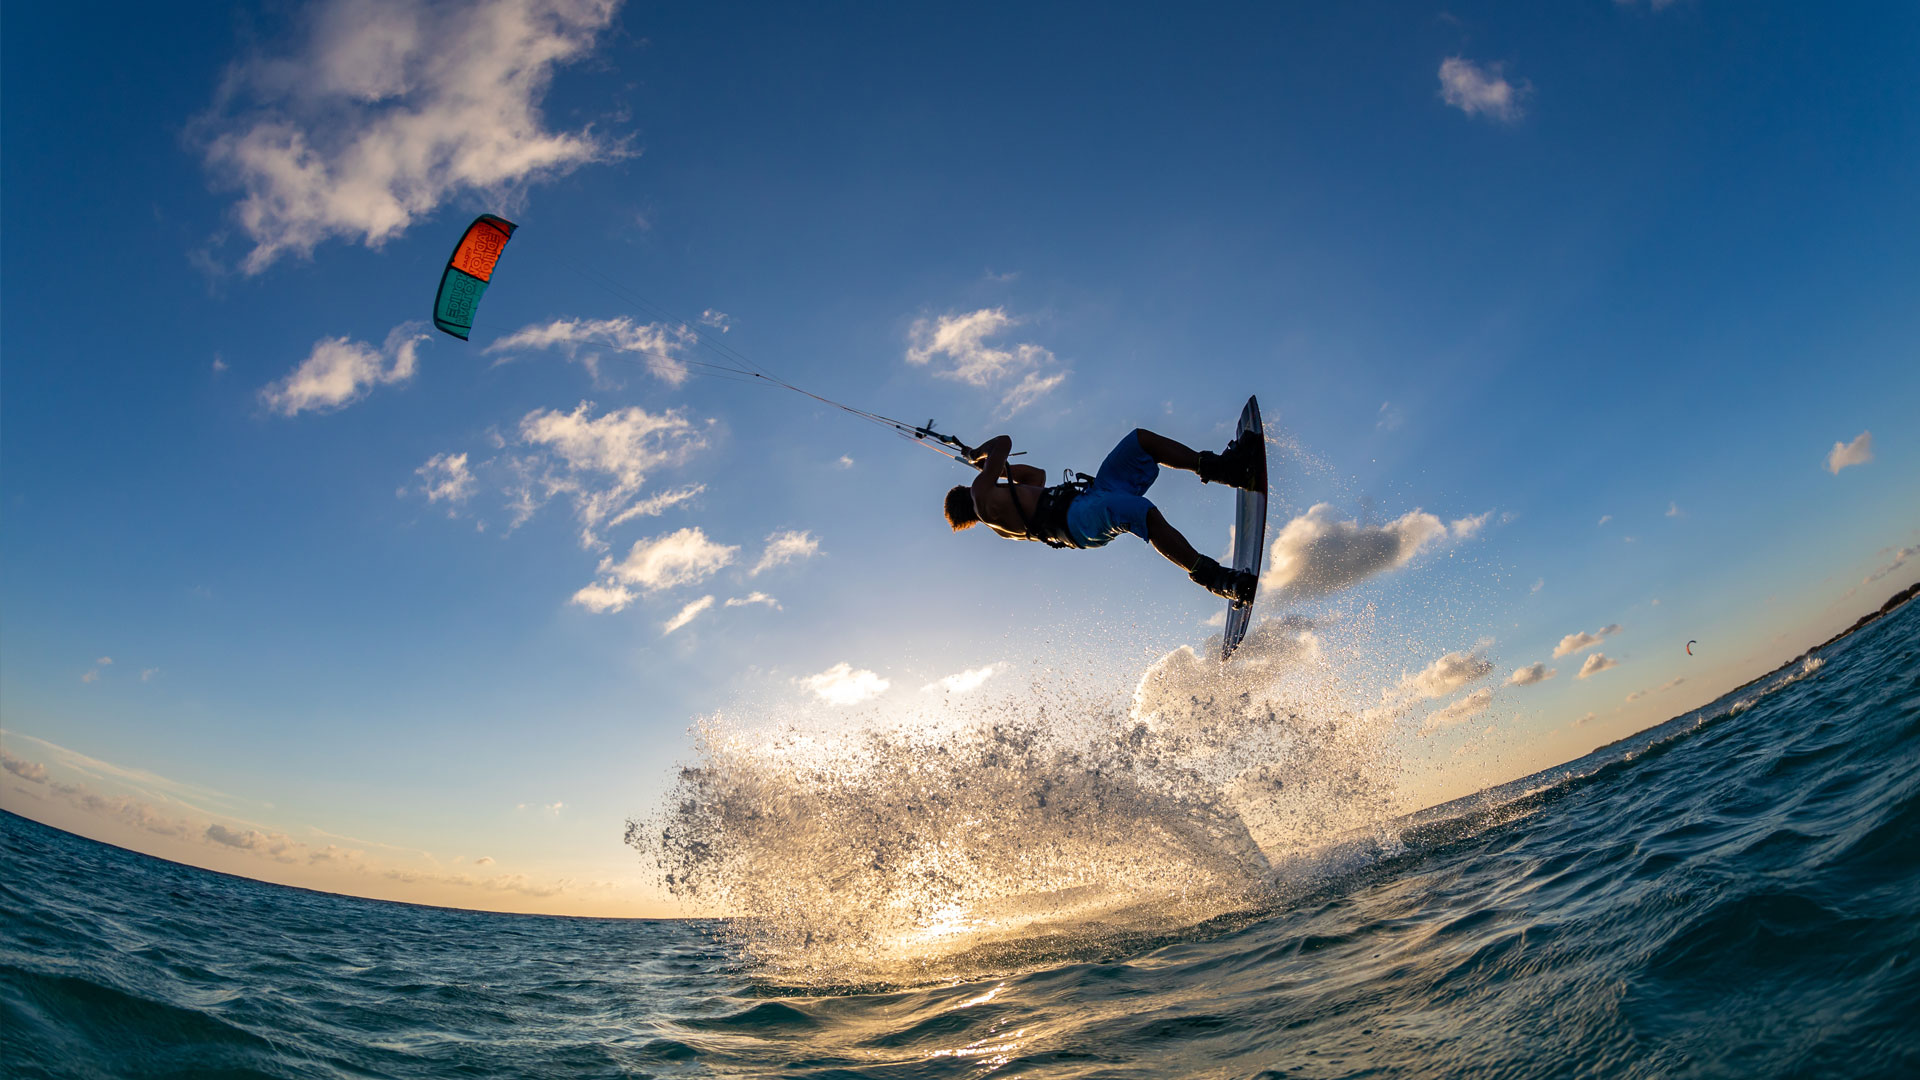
left=3, top=0, right=1916, bottom=915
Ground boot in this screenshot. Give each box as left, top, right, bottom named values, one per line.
left=1188, top=556, right=1256, bottom=605
left=1195, top=435, right=1262, bottom=490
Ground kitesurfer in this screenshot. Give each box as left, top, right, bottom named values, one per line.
left=945, top=429, right=1261, bottom=602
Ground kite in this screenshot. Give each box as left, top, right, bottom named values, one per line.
left=1686, top=640, right=1697, bottom=655
left=432, top=215, right=517, bottom=340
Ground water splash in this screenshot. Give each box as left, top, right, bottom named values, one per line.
left=629, top=616, right=1408, bottom=985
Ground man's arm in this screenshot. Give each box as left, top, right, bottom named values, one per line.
left=969, top=434, right=1013, bottom=504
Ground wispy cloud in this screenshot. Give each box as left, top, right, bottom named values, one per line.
left=800, top=662, right=890, bottom=705
left=1863, top=544, right=1918, bottom=586
left=487, top=316, right=694, bottom=384
left=750, top=530, right=820, bottom=577
left=1625, top=676, right=1683, bottom=703
left=725, top=591, right=781, bottom=610
left=923, top=665, right=997, bottom=694
left=662, top=595, right=715, bottom=635
left=1424, top=688, right=1493, bottom=731
left=1265, top=503, right=1448, bottom=599
left=1438, top=57, right=1528, bottom=123
left=200, top=0, right=621, bottom=272
left=1554, top=624, right=1622, bottom=658
left=905, top=307, right=1068, bottom=416
left=513, top=402, right=706, bottom=547
left=414, top=452, right=476, bottom=508
left=1826, top=431, right=1873, bottom=474
left=261, top=324, right=427, bottom=416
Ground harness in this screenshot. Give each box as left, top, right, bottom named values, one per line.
left=1011, top=471, right=1094, bottom=549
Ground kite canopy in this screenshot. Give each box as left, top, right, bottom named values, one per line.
left=432, top=215, right=517, bottom=340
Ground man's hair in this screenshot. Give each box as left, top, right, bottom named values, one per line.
left=944, top=485, right=979, bottom=530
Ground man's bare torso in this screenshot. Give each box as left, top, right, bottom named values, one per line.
left=972, top=480, right=1046, bottom=541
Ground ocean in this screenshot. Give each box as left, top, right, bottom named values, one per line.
left=4, top=598, right=1917, bottom=1078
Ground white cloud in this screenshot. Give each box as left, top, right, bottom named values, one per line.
left=1598, top=515, right=1612, bottom=527
left=2, top=751, right=48, bottom=783
left=141, top=668, right=160, bottom=682
left=1826, top=431, right=1873, bottom=474
left=1507, top=662, right=1555, bottom=687
left=1577, top=653, right=1620, bottom=679
left=698, top=309, right=730, bottom=332
left=1439, top=57, right=1527, bottom=123
left=836, top=455, right=854, bottom=469
left=923, top=665, right=998, bottom=694
left=514, top=401, right=706, bottom=547
left=569, top=581, right=634, bottom=614
left=212, top=356, right=229, bottom=372
left=1554, top=624, right=1622, bottom=658
left=1376, top=401, right=1404, bottom=431
left=662, top=595, right=715, bottom=635
left=1424, top=688, right=1493, bottom=731
left=750, top=530, right=820, bottom=577
left=1450, top=511, right=1492, bottom=539
left=1264, top=503, right=1447, bottom=599
left=1573, top=711, right=1597, bottom=727
left=905, top=307, right=1067, bottom=416
left=1531, top=578, right=1545, bottom=594
left=261, top=324, right=426, bottom=416
left=415, top=452, right=475, bottom=507
left=800, top=662, right=890, bottom=706
left=725, top=592, right=781, bottom=610
left=1401, top=651, right=1495, bottom=699
left=201, top=0, right=621, bottom=272
left=597, top=527, right=737, bottom=592
left=1666, top=501, right=1682, bottom=518
left=205, top=823, right=302, bottom=861
left=487, top=316, right=694, bottom=384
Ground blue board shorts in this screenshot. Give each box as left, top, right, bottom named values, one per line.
left=1064, top=431, right=1160, bottom=548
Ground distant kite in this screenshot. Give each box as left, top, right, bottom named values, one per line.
left=432, top=215, right=517, bottom=340
left=1686, top=640, right=1697, bottom=656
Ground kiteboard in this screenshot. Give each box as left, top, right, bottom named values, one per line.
left=1221, top=395, right=1268, bottom=661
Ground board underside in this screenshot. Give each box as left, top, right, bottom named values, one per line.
left=1222, top=395, right=1268, bottom=660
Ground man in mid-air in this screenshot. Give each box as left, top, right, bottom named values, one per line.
left=945, top=428, right=1261, bottom=602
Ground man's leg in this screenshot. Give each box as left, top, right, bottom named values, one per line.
left=1145, top=507, right=1202, bottom=570
left=1133, top=429, right=1200, bottom=474
left=1149, top=507, right=1255, bottom=603
left=1136, top=427, right=1258, bottom=489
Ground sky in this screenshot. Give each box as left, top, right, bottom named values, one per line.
left=3, top=0, right=1916, bottom=917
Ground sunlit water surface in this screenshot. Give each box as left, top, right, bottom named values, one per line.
left=5, top=601, right=1918, bottom=1078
